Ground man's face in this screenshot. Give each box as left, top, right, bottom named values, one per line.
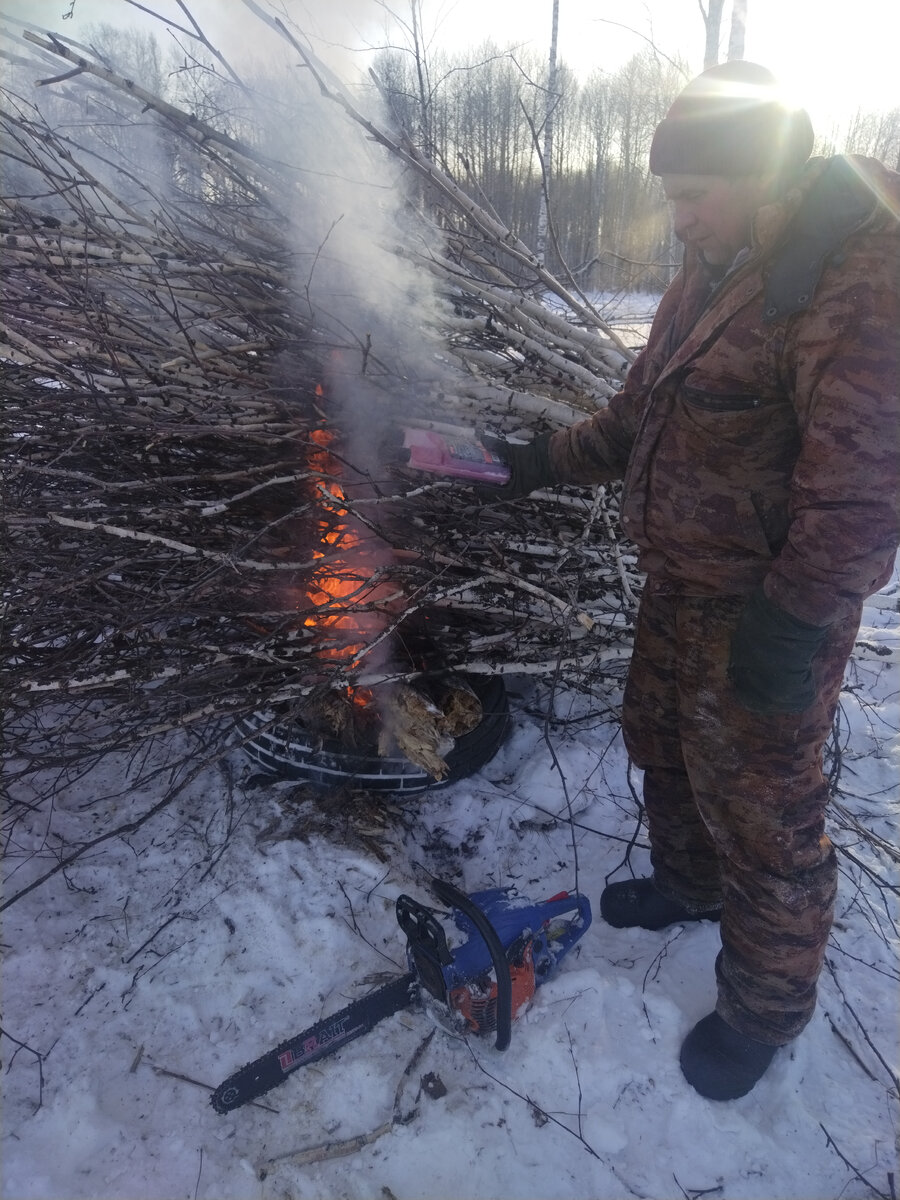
left=661, top=173, right=771, bottom=266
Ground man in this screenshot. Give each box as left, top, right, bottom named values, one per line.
left=487, top=62, right=899, bottom=1100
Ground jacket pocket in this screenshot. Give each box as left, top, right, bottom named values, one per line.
left=682, top=386, right=770, bottom=412
left=677, top=384, right=797, bottom=452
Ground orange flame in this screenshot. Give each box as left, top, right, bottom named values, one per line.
left=302, top=413, right=386, bottom=682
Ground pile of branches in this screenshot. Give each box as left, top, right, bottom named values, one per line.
left=1, top=4, right=641, bottom=801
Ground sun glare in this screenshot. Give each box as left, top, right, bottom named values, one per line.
left=744, top=1, right=900, bottom=130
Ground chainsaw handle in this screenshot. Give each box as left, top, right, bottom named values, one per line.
left=431, top=878, right=512, bottom=1052
left=540, top=892, right=593, bottom=958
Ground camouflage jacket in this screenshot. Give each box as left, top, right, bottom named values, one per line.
left=549, top=155, right=900, bottom=625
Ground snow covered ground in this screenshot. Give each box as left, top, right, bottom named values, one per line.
left=589, top=291, right=663, bottom=350
left=3, top=572, right=898, bottom=1200
left=549, top=290, right=662, bottom=353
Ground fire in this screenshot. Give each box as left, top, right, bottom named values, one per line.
left=301, top=407, right=388, bottom=685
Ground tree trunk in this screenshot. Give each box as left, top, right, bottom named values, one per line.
left=535, top=0, right=560, bottom=265
left=700, top=0, right=726, bottom=68
left=727, top=0, right=748, bottom=61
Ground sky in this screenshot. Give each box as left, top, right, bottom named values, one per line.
left=7, top=0, right=900, bottom=140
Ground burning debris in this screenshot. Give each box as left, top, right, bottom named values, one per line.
left=376, top=675, right=484, bottom=781
left=1, top=6, right=639, bottom=802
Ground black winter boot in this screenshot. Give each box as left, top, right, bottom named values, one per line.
left=680, top=1012, right=779, bottom=1100
left=600, top=877, right=721, bottom=931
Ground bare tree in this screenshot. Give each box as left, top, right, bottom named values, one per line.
left=699, top=0, right=726, bottom=68
left=698, top=0, right=748, bottom=69
left=843, top=106, right=900, bottom=171
left=374, top=37, right=683, bottom=291
left=727, top=0, right=748, bottom=61
left=534, top=0, right=560, bottom=265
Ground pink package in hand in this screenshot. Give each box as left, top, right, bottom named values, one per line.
left=399, top=429, right=510, bottom=484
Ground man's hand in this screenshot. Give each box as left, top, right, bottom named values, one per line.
left=478, top=432, right=558, bottom=500
left=728, top=587, right=829, bottom=715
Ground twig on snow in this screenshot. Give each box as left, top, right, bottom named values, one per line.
left=143, top=1059, right=279, bottom=1113
left=824, top=959, right=900, bottom=1096
left=672, top=1176, right=724, bottom=1200
left=464, top=1039, right=599, bottom=1159
left=256, top=1028, right=435, bottom=1176
left=0, top=1025, right=53, bottom=1114
left=819, top=1123, right=892, bottom=1200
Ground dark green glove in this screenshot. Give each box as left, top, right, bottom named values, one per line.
left=728, top=587, right=829, bottom=715
left=478, top=432, right=558, bottom=500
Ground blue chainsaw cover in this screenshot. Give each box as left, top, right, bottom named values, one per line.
left=440, top=888, right=592, bottom=989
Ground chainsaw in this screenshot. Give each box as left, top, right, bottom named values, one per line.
left=210, top=878, right=591, bottom=1114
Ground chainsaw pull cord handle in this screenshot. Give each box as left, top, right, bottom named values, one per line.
left=431, top=878, right=512, bottom=1052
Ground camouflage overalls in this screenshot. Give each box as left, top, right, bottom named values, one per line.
left=549, top=155, right=900, bottom=1043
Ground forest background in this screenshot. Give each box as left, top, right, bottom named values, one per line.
left=8, top=0, right=900, bottom=296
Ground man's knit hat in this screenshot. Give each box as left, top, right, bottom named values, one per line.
left=649, top=61, right=814, bottom=178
